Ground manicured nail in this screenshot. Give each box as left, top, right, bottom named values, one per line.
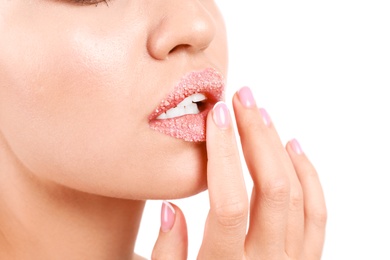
left=213, top=101, right=231, bottom=129
left=259, top=108, right=272, bottom=126
left=291, top=138, right=303, bottom=155
left=161, top=201, right=175, bottom=232
left=237, top=86, right=256, bottom=108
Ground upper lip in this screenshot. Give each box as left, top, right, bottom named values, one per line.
left=148, top=68, right=225, bottom=121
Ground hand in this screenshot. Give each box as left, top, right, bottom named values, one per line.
left=152, top=87, right=327, bottom=260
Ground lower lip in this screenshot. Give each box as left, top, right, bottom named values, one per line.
left=149, top=107, right=211, bottom=142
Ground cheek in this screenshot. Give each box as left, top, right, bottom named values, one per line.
left=0, top=15, right=148, bottom=186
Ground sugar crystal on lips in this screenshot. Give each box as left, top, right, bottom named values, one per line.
left=148, top=68, right=225, bottom=142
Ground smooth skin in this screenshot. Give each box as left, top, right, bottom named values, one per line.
left=152, top=89, right=327, bottom=259
left=0, top=0, right=326, bottom=259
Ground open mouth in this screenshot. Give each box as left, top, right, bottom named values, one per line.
left=156, top=93, right=210, bottom=120
left=149, top=68, right=225, bottom=142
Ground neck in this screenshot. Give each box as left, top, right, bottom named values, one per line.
left=0, top=138, right=146, bottom=260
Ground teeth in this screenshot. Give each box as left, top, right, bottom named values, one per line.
left=191, top=93, right=207, bottom=103
left=157, top=93, right=206, bottom=120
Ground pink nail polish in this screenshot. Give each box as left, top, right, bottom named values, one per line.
left=291, top=138, right=303, bottom=155
left=237, top=86, right=256, bottom=108
left=161, top=201, right=175, bottom=232
left=259, top=108, right=272, bottom=126
left=213, top=101, right=231, bottom=129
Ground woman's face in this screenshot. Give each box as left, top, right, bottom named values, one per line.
left=0, top=0, right=228, bottom=199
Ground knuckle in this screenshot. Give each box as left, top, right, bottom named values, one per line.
left=289, top=189, right=304, bottom=212
left=242, top=118, right=265, bottom=135
left=213, top=134, right=238, bottom=163
left=261, top=177, right=290, bottom=209
left=308, top=207, right=328, bottom=228
left=218, top=146, right=237, bottom=162
left=306, top=167, right=319, bottom=179
left=214, top=199, right=248, bottom=228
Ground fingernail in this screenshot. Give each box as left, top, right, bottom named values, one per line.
left=161, top=201, right=175, bottom=232
left=291, top=138, right=303, bottom=155
left=237, top=86, right=256, bottom=108
left=213, top=101, right=231, bottom=129
left=259, top=108, right=272, bottom=126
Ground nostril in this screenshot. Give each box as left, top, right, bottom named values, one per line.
left=168, top=44, right=191, bottom=55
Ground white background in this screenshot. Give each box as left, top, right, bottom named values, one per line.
left=136, top=1, right=390, bottom=259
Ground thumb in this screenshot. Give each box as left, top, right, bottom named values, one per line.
left=151, top=201, right=188, bottom=260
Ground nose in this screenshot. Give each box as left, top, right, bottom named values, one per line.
left=147, top=1, right=216, bottom=60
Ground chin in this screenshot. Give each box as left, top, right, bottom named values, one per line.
left=136, top=141, right=209, bottom=200
left=26, top=130, right=210, bottom=201
left=51, top=159, right=208, bottom=202
left=73, top=139, right=210, bottom=201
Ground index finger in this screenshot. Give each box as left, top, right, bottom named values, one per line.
left=198, top=101, right=248, bottom=260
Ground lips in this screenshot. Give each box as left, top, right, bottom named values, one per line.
left=149, top=68, right=225, bottom=142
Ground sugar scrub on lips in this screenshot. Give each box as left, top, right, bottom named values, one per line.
left=148, top=68, right=225, bottom=142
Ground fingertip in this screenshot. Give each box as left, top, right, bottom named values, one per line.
left=288, top=138, right=304, bottom=155
left=212, top=101, right=231, bottom=129
left=237, top=86, right=257, bottom=108
left=259, top=108, right=272, bottom=127
left=152, top=202, right=188, bottom=259
left=286, top=139, right=309, bottom=172
left=206, top=101, right=236, bottom=153
left=161, top=201, right=176, bottom=232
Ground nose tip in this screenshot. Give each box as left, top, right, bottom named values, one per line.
left=147, top=3, right=217, bottom=60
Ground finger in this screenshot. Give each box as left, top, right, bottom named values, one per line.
left=286, top=139, right=327, bottom=259
left=151, top=201, right=188, bottom=260
left=198, top=101, right=248, bottom=260
left=284, top=141, right=305, bottom=258
left=232, top=87, right=292, bottom=259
